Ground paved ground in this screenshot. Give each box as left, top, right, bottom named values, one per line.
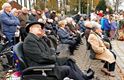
left=112, top=40, right=124, bottom=80
left=0, top=38, right=123, bottom=80
left=59, top=38, right=122, bottom=80
left=71, top=38, right=122, bottom=80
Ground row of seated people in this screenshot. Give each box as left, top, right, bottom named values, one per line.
left=57, top=20, right=81, bottom=55
left=49, top=16, right=116, bottom=77
left=41, top=17, right=82, bottom=55
left=21, top=22, right=89, bottom=80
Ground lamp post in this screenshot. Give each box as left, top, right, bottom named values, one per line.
left=44, top=0, right=46, bottom=9
left=87, top=0, right=90, bottom=16
left=87, top=3, right=89, bottom=16
left=78, top=0, right=81, bottom=13
left=91, top=0, right=93, bottom=10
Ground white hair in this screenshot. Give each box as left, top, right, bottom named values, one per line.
left=2, top=3, right=11, bottom=10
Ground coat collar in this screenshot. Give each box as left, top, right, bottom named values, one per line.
left=90, top=31, right=102, bottom=38
left=28, top=33, right=40, bottom=41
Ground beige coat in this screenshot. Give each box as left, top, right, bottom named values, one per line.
left=88, top=32, right=115, bottom=63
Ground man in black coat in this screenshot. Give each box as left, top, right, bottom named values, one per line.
left=23, top=22, right=87, bottom=80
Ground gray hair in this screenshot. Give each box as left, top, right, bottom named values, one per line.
left=92, top=26, right=99, bottom=32
left=2, top=3, right=11, bottom=10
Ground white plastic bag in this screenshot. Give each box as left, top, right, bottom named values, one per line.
left=15, top=29, right=20, bottom=37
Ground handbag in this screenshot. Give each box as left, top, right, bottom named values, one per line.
left=15, top=29, right=20, bottom=37
left=86, top=68, right=95, bottom=79
left=89, top=47, right=96, bottom=59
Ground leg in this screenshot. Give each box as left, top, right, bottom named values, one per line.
left=102, top=51, right=116, bottom=77
left=55, top=65, right=85, bottom=80
left=108, top=51, right=116, bottom=71
left=64, top=60, right=87, bottom=80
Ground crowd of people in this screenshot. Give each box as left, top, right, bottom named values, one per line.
left=1, top=2, right=124, bottom=80
left=0, top=2, right=86, bottom=80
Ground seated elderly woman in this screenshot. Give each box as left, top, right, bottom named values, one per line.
left=88, top=26, right=116, bottom=77
left=57, top=20, right=78, bottom=55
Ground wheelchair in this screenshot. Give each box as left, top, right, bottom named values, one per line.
left=13, top=42, right=59, bottom=80
left=0, top=36, right=14, bottom=70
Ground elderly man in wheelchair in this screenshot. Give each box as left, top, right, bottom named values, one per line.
left=13, top=22, right=90, bottom=80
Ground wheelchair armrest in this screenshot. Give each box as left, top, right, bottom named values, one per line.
left=22, top=64, right=55, bottom=73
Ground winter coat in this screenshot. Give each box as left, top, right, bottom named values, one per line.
left=88, top=32, right=115, bottom=63
left=103, top=18, right=111, bottom=31
left=57, top=28, right=76, bottom=44
left=23, top=33, right=56, bottom=66
left=0, top=11, right=20, bottom=34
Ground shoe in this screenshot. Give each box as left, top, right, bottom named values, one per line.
left=101, top=68, right=110, bottom=75
left=109, top=71, right=115, bottom=77
left=101, top=60, right=106, bottom=63
left=70, top=51, right=74, bottom=55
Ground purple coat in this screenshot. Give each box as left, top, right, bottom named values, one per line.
left=110, top=21, right=117, bottom=30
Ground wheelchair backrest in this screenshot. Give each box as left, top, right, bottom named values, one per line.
left=13, top=42, right=28, bottom=71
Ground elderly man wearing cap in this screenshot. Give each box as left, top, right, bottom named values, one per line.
left=23, top=22, right=88, bottom=80
left=0, top=3, right=20, bottom=46
left=88, top=26, right=116, bottom=77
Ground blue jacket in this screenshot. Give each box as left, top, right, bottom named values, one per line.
left=28, top=14, right=37, bottom=23
left=0, top=11, right=20, bottom=34
left=103, top=18, right=111, bottom=31
left=57, top=28, right=75, bottom=44
left=78, top=20, right=85, bottom=32
left=100, top=18, right=105, bottom=30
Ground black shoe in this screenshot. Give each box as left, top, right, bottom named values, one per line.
left=101, top=60, right=105, bottom=63
left=56, top=51, right=60, bottom=55
left=70, top=51, right=74, bottom=55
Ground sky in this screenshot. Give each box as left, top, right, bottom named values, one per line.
left=108, top=0, right=124, bottom=10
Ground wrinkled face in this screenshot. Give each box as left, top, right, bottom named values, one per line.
left=54, top=17, right=58, bottom=21
left=37, top=10, right=41, bottom=15
left=14, top=10, right=19, bottom=16
left=95, top=28, right=102, bottom=35
left=22, top=8, right=28, bottom=14
left=80, top=17, right=83, bottom=20
left=30, top=24, right=45, bottom=37
left=32, top=9, right=36, bottom=15
left=5, top=5, right=12, bottom=13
